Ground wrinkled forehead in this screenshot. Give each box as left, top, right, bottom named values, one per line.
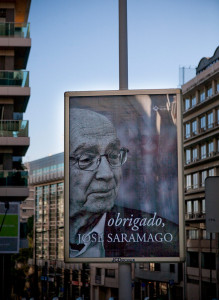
left=70, top=109, right=119, bottom=152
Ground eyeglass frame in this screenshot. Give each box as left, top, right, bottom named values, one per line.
left=69, top=147, right=129, bottom=171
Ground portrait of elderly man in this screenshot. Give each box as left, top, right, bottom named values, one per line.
left=69, top=107, right=179, bottom=258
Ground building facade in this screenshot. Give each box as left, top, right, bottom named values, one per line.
left=182, top=46, right=219, bottom=300
left=28, top=153, right=84, bottom=300
left=0, top=0, right=31, bottom=298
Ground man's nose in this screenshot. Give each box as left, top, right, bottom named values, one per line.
left=95, top=156, right=114, bottom=180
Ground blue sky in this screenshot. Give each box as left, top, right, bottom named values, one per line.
left=25, top=0, right=219, bottom=162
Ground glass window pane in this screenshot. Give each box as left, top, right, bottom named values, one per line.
left=201, top=171, right=207, bottom=187
left=200, top=90, right=205, bottom=102
left=194, top=200, right=199, bottom=213
left=192, top=120, right=197, bottom=134
left=186, top=149, right=191, bottom=164
left=207, top=86, right=212, bottom=97
left=200, top=116, right=206, bottom=130
left=202, top=199, right=205, bottom=213
left=207, top=112, right=213, bottom=129
left=201, top=145, right=206, bottom=159
left=186, top=123, right=190, bottom=138
left=193, top=173, right=198, bottom=189
left=192, top=148, right=198, bottom=161
left=209, top=168, right=214, bottom=176
left=192, top=96, right=196, bottom=107
left=187, top=201, right=192, bottom=213
left=186, top=175, right=192, bottom=190
left=208, top=142, right=214, bottom=156
left=185, top=98, right=190, bottom=110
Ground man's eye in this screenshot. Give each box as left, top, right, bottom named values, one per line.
left=79, top=154, right=95, bottom=164
left=109, top=152, right=119, bottom=160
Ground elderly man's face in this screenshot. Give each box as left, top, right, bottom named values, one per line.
left=69, top=111, right=122, bottom=217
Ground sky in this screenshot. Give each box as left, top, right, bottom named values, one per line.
left=24, top=0, right=219, bottom=162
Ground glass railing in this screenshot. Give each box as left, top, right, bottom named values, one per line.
left=0, top=23, right=30, bottom=38
left=0, top=71, right=29, bottom=87
left=0, top=170, right=28, bottom=187
left=0, top=120, right=28, bottom=137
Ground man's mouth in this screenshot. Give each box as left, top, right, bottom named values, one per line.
left=88, top=189, right=115, bottom=197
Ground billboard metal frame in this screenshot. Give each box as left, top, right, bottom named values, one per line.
left=64, top=89, right=185, bottom=263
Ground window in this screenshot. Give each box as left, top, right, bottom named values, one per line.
left=207, top=112, right=213, bottom=129
left=149, top=263, right=160, bottom=271
left=187, top=201, right=192, bottom=214
left=185, top=98, right=190, bottom=111
left=209, top=168, right=214, bottom=176
left=192, top=148, right=198, bottom=161
left=149, top=263, right=155, bottom=271
left=200, top=90, right=205, bottom=102
left=95, top=268, right=102, bottom=284
left=193, top=200, right=199, bottom=213
left=186, top=175, right=192, bottom=190
left=169, top=264, right=175, bottom=273
left=207, top=86, right=212, bottom=97
left=188, top=230, right=199, bottom=240
left=193, top=173, right=198, bottom=189
left=201, top=253, right=216, bottom=270
left=187, top=251, right=199, bottom=267
left=217, top=109, right=219, bottom=125
left=217, top=80, right=219, bottom=92
left=202, top=231, right=216, bottom=240
left=192, top=96, right=196, bottom=107
left=201, top=144, right=206, bottom=159
left=139, top=263, right=149, bottom=270
left=192, top=120, right=197, bottom=135
left=200, top=115, right=206, bottom=131
left=202, top=199, right=205, bottom=213
left=185, top=123, right=190, bottom=138
left=208, top=141, right=214, bottom=156
left=185, top=149, right=191, bottom=164
left=105, top=269, right=115, bottom=278
left=201, top=170, right=207, bottom=187
left=96, top=268, right=101, bottom=276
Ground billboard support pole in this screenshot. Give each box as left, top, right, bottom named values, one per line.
left=118, top=1, right=132, bottom=300
left=119, top=0, right=128, bottom=90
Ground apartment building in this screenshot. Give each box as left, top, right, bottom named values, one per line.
left=182, top=46, right=219, bottom=300
left=28, top=153, right=84, bottom=300
left=0, top=0, right=31, bottom=298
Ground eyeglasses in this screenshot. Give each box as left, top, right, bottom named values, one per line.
left=70, top=147, right=129, bottom=171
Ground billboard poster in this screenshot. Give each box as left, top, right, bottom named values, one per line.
left=0, top=202, right=20, bottom=253
left=64, top=90, right=184, bottom=262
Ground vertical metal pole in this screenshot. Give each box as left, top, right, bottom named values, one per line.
left=118, top=1, right=132, bottom=299
left=119, top=0, right=128, bottom=90
left=210, top=233, right=212, bottom=298
left=119, top=264, right=132, bottom=300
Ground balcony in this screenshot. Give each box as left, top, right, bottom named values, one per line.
left=0, top=23, right=30, bottom=38
left=0, top=71, right=30, bottom=112
left=185, top=212, right=206, bottom=221
left=0, top=170, right=29, bottom=201
left=0, top=120, right=28, bottom=137
left=0, top=120, right=29, bottom=155
left=0, top=71, right=29, bottom=87
left=0, top=23, right=31, bottom=69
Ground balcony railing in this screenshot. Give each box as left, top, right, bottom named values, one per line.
left=0, top=71, right=29, bottom=87
left=0, top=170, right=28, bottom=187
left=0, top=120, right=28, bottom=137
left=0, top=22, right=30, bottom=38
left=185, top=212, right=206, bottom=220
